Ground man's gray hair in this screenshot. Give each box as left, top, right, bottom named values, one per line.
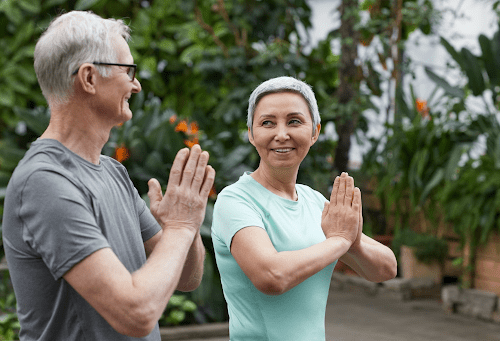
left=34, top=11, right=131, bottom=105
left=247, top=76, right=321, bottom=135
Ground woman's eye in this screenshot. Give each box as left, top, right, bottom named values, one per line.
left=288, top=119, right=302, bottom=125
left=262, top=121, right=274, bottom=126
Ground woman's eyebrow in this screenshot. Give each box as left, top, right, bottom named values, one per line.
left=259, top=112, right=305, bottom=118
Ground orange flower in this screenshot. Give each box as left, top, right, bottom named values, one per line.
left=184, top=137, right=199, bottom=148
left=169, top=115, right=177, bottom=124
left=190, top=122, right=199, bottom=134
left=416, top=98, right=427, bottom=112
left=175, top=120, right=188, bottom=132
left=415, top=98, right=430, bottom=119
left=209, top=185, right=217, bottom=199
left=114, top=144, right=130, bottom=163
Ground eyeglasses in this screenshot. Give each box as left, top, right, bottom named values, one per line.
left=72, top=62, right=137, bottom=81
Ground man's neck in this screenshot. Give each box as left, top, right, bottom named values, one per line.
left=40, top=105, right=112, bottom=165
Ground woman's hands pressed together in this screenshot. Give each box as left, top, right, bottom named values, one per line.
left=321, top=172, right=362, bottom=248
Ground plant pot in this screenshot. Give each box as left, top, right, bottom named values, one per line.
left=400, top=245, right=442, bottom=284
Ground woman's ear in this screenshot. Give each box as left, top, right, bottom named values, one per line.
left=248, top=127, right=255, bottom=146
left=311, top=123, right=321, bottom=145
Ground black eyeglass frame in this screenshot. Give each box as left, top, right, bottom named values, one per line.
left=72, top=62, right=137, bottom=81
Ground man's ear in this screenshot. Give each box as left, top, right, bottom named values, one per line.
left=248, top=127, right=255, bottom=146
left=76, top=63, right=97, bottom=95
left=311, top=123, right=321, bottom=146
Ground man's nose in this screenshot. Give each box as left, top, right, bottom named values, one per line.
left=132, top=77, right=142, bottom=93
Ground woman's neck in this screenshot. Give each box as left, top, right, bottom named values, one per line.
left=251, top=164, right=298, bottom=201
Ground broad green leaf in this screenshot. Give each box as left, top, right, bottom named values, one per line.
left=440, top=36, right=463, bottom=68
left=424, top=67, right=464, bottom=98
left=419, top=168, right=444, bottom=205
left=461, top=47, right=486, bottom=96
left=478, top=34, right=499, bottom=86
left=17, top=0, right=41, bottom=14
left=181, top=300, right=197, bottom=312
left=2, top=3, right=23, bottom=25
left=445, top=145, right=465, bottom=180
left=157, top=39, right=176, bottom=54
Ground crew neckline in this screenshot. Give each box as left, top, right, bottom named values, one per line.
left=242, top=171, right=300, bottom=206
left=35, top=138, right=103, bottom=171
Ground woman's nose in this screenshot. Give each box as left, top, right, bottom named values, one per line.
left=274, top=124, right=290, bottom=141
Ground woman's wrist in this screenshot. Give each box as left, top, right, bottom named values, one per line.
left=325, top=236, right=352, bottom=258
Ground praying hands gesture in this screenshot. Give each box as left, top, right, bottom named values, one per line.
left=321, top=172, right=362, bottom=247
left=148, top=144, right=215, bottom=234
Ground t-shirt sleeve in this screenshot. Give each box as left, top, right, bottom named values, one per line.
left=212, top=190, right=265, bottom=252
left=19, top=170, right=110, bottom=280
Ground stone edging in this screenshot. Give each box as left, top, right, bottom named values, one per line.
left=442, top=285, right=500, bottom=323
left=0, top=257, right=8, bottom=272
left=330, top=273, right=441, bottom=300
left=160, top=322, right=229, bottom=340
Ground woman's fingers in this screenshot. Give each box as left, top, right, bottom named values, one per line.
left=345, top=175, right=354, bottom=206
left=330, top=176, right=340, bottom=206
left=336, top=172, right=347, bottom=206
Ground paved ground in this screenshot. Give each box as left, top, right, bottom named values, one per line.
left=326, top=290, right=500, bottom=341
left=191, top=288, right=500, bottom=341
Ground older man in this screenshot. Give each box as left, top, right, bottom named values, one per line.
left=2, top=11, right=215, bottom=341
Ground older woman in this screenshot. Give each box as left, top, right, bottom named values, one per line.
left=211, top=76, right=397, bottom=341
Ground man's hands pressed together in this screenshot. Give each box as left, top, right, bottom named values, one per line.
left=321, top=172, right=362, bottom=248
left=148, top=144, right=215, bottom=235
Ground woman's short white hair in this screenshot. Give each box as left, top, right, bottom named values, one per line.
left=34, top=11, right=130, bottom=105
left=247, top=76, right=321, bottom=135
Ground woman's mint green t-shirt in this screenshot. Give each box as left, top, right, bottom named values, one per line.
left=212, top=172, right=337, bottom=341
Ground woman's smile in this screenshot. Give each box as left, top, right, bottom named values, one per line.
left=249, top=92, right=320, bottom=174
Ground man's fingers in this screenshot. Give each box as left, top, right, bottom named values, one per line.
left=180, top=144, right=202, bottom=187
left=200, top=166, right=216, bottom=197
left=192, top=151, right=210, bottom=190
left=330, top=176, right=340, bottom=206
left=336, top=172, right=347, bottom=206
left=147, top=178, right=163, bottom=209
left=168, top=148, right=190, bottom=187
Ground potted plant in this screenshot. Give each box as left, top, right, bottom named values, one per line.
left=393, top=229, right=448, bottom=284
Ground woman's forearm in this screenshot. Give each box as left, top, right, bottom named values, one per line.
left=257, top=236, right=351, bottom=295
left=176, top=233, right=205, bottom=291
left=340, top=234, right=397, bottom=282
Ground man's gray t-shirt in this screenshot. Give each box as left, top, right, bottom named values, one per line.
left=2, top=139, right=162, bottom=340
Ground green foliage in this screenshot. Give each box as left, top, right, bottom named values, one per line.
left=439, top=28, right=500, bottom=108
left=361, top=89, right=480, bottom=233
left=159, top=294, right=197, bottom=326
left=392, top=229, right=448, bottom=264
left=0, top=272, right=19, bottom=340
left=358, top=0, right=436, bottom=44
left=438, top=114, right=500, bottom=253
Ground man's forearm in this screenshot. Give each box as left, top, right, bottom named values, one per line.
left=130, top=228, right=197, bottom=328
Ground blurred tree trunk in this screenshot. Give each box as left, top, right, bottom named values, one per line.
left=334, top=0, right=360, bottom=173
